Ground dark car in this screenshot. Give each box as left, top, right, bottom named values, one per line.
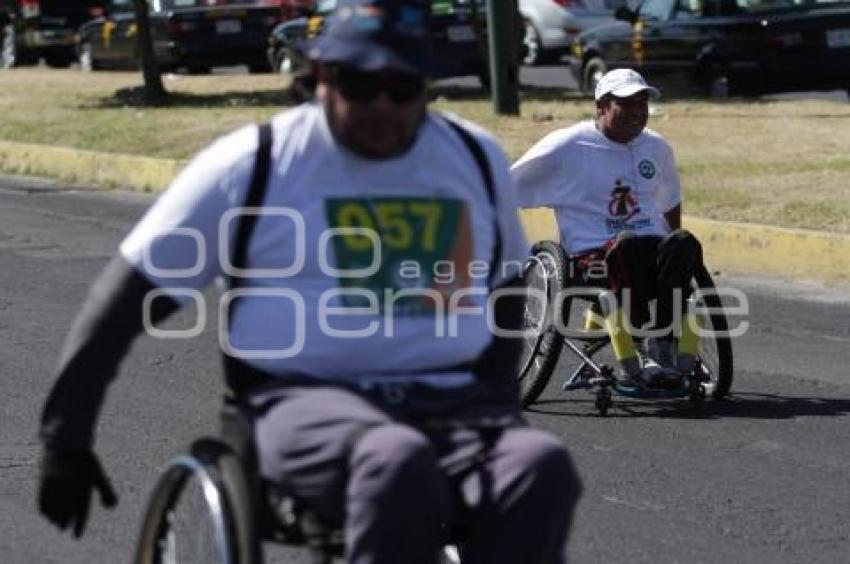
left=76, top=0, right=286, bottom=73
left=266, top=0, right=335, bottom=77
left=1, top=0, right=106, bottom=68
left=568, top=0, right=850, bottom=97
left=267, top=0, right=520, bottom=90
left=519, top=0, right=626, bottom=65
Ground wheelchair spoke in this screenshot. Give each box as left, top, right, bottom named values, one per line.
left=136, top=450, right=238, bottom=564
left=158, top=476, right=224, bottom=563
left=517, top=242, right=568, bottom=406
left=690, top=266, right=734, bottom=398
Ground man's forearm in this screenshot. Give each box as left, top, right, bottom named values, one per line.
left=40, top=256, right=178, bottom=448
left=664, top=204, right=682, bottom=231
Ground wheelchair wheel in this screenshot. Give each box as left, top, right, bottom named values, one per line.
left=517, top=240, right=568, bottom=407
left=135, top=439, right=255, bottom=564
left=692, top=265, right=734, bottom=399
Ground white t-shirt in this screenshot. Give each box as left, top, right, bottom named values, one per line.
left=511, top=121, right=680, bottom=255
left=120, top=104, right=528, bottom=386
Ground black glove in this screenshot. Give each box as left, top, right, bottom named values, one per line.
left=38, top=447, right=118, bottom=538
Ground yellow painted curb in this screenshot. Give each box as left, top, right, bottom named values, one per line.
left=519, top=209, right=850, bottom=284
left=1, top=139, right=847, bottom=284
left=0, top=140, right=184, bottom=192
left=685, top=217, right=850, bottom=284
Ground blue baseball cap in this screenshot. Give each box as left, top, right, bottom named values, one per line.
left=309, top=0, right=436, bottom=76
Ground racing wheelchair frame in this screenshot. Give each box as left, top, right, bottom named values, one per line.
left=517, top=240, right=734, bottom=416
left=133, top=403, right=462, bottom=564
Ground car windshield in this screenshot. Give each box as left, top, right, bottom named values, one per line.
left=315, top=0, right=337, bottom=14
left=432, top=0, right=485, bottom=15
left=157, top=0, right=279, bottom=8
left=639, top=0, right=675, bottom=19
left=39, top=0, right=105, bottom=10
left=711, top=0, right=850, bottom=12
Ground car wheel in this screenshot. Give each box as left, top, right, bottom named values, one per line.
left=276, top=47, right=315, bottom=102
left=708, top=75, right=730, bottom=99
left=276, top=47, right=300, bottom=77
left=704, top=63, right=731, bottom=99
left=2, top=24, right=37, bottom=68
left=521, top=19, right=543, bottom=66
left=582, top=56, right=607, bottom=97
left=78, top=40, right=95, bottom=71
left=1, top=23, right=17, bottom=69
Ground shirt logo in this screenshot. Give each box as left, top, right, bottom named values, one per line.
left=638, top=159, right=656, bottom=179
left=608, top=180, right=640, bottom=221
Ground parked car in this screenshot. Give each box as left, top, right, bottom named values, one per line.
left=267, top=0, right=522, bottom=91
left=1, top=0, right=105, bottom=68
left=518, top=0, right=625, bottom=65
left=267, top=0, right=334, bottom=78
left=568, top=0, right=850, bottom=97
left=76, top=0, right=286, bottom=73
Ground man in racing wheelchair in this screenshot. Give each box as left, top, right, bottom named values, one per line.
left=36, top=2, right=581, bottom=562
left=511, top=68, right=703, bottom=390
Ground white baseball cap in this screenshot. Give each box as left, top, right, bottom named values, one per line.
left=595, top=68, right=660, bottom=101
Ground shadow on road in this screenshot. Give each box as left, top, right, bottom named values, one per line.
left=86, top=83, right=588, bottom=110
left=84, top=86, right=294, bottom=109
left=78, top=83, right=846, bottom=113
left=528, top=391, right=850, bottom=420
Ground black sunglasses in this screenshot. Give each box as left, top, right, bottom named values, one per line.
left=328, top=65, right=426, bottom=104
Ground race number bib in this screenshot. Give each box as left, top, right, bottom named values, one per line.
left=325, top=197, right=473, bottom=315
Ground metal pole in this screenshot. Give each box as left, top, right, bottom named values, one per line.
left=486, top=0, right=520, bottom=115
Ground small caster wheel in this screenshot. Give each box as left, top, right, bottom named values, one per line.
left=595, top=388, right=612, bottom=416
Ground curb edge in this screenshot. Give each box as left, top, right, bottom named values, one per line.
left=2, top=140, right=847, bottom=284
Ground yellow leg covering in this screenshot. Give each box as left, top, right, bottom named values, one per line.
left=604, top=308, right=637, bottom=362
left=680, top=311, right=700, bottom=357
left=678, top=299, right=701, bottom=372
left=584, top=308, right=604, bottom=332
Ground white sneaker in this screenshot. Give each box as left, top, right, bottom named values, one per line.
left=619, top=356, right=681, bottom=389
left=647, top=338, right=677, bottom=369
left=629, top=361, right=668, bottom=388
left=677, top=352, right=696, bottom=374
left=642, top=340, right=683, bottom=388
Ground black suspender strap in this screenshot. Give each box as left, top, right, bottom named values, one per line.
left=445, top=119, right=524, bottom=391
left=230, top=122, right=273, bottom=287
left=224, top=122, right=274, bottom=395
left=233, top=120, right=500, bottom=287
left=445, top=119, right=503, bottom=289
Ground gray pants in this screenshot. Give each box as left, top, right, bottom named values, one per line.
left=251, top=384, right=582, bottom=564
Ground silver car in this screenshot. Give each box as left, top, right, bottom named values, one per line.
left=519, top=0, right=626, bottom=65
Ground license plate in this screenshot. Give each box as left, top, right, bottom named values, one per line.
left=447, top=25, right=474, bottom=43
left=216, top=19, right=242, bottom=34
left=30, top=30, right=74, bottom=45
left=21, top=4, right=40, bottom=18
left=826, top=27, right=850, bottom=48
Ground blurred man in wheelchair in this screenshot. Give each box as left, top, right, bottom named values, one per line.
left=36, top=1, right=581, bottom=562
left=512, top=68, right=703, bottom=390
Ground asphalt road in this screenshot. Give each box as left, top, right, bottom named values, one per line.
left=433, top=64, right=579, bottom=91
left=435, top=64, right=849, bottom=101
left=1, top=177, right=849, bottom=563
